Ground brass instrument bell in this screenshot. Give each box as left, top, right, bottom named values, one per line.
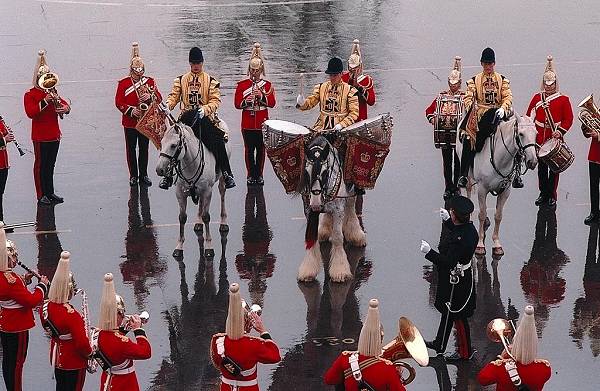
left=381, top=317, right=429, bottom=385
left=486, top=318, right=515, bottom=360
left=578, top=94, right=600, bottom=138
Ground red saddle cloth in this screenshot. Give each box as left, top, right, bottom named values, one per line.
left=343, top=134, right=390, bottom=189
left=266, top=135, right=306, bottom=193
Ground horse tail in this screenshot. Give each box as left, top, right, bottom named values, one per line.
left=305, top=211, right=319, bottom=249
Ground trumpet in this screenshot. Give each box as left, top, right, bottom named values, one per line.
left=578, top=94, right=600, bottom=138
left=381, top=317, right=429, bottom=385
left=121, top=311, right=150, bottom=331
left=0, top=117, right=25, bottom=156
left=487, top=318, right=515, bottom=360
left=241, top=299, right=262, bottom=333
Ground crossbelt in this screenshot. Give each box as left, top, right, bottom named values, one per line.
left=221, top=376, right=258, bottom=389
left=0, top=299, right=23, bottom=309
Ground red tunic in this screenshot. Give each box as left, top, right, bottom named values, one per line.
left=210, top=333, right=281, bottom=391
left=234, top=79, right=276, bottom=130
left=24, top=87, right=67, bottom=142
left=98, top=329, right=151, bottom=391
left=0, top=271, right=47, bottom=332
left=478, top=358, right=552, bottom=390
left=115, top=76, right=162, bottom=128
left=525, top=92, right=573, bottom=145
left=324, top=352, right=406, bottom=391
left=0, top=118, right=10, bottom=169
left=342, top=72, right=375, bottom=121
left=39, top=301, right=92, bottom=370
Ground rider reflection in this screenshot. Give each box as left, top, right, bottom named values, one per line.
left=570, top=224, right=600, bottom=356
left=35, top=204, right=62, bottom=278
left=520, top=207, right=569, bottom=335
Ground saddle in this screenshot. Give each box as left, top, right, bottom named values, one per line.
left=459, top=108, right=499, bottom=153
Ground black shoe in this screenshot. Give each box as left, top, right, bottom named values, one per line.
left=139, top=176, right=152, bottom=187
left=224, top=174, right=236, bottom=189
left=444, top=350, right=476, bottom=361
left=129, top=177, right=138, bottom=186
left=535, top=194, right=547, bottom=206
left=584, top=212, right=599, bottom=225
left=443, top=190, right=454, bottom=200
left=512, top=176, right=524, bottom=188
left=159, top=176, right=173, bottom=190
left=38, top=196, right=52, bottom=205
left=425, top=340, right=444, bottom=354
left=48, top=194, right=64, bottom=204
left=256, top=176, right=264, bottom=186
left=247, top=177, right=257, bottom=186
left=547, top=198, right=556, bottom=208
left=457, top=176, right=468, bottom=188
left=355, top=186, right=365, bottom=195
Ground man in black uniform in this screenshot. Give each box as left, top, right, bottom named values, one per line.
left=420, top=195, right=478, bottom=361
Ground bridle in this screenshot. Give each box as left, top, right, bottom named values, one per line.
left=304, top=138, right=342, bottom=204
left=489, top=116, right=537, bottom=181
left=159, top=124, right=205, bottom=188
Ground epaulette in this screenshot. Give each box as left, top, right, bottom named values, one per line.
left=3, top=272, right=16, bottom=284
left=212, top=332, right=226, bottom=338
left=341, top=350, right=355, bottom=356
left=491, top=358, right=508, bottom=366
left=535, top=358, right=551, bottom=366
left=114, top=331, right=129, bottom=342
left=378, top=357, right=394, bottom=366
left=63, top=303, right=75, bottom=314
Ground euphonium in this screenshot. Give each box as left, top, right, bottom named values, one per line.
left=486, top=318, right=515, bottom=360
left=578, top=94, right=600, bottom=138
left=381, top=317, right=429, bottom=386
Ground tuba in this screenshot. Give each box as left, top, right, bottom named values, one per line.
left=487, top=318, right=515, bottom=360
left=578, top=94, right=600, bottom=138
left=381, top=317, right=429, bottom=385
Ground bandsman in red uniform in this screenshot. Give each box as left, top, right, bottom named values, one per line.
left=478, top=305, right=552, bottom=390
left=0, top=224, right=50, bottom=391
left=24, top=50, right=70, bottom=206
left=324, top=299, right=406, bottom=391
left=0, top=116, right=16, bottom=221
left=164, top=47, right=236, bottom=189
left=526, top=56, right=573, bottom=208
left=425, top=56, right=465, bottom=200
left=296, top=57, right=359, bottom=131
left=115, top=42, right=162, bottom=187
left=210, top=283, right=281, bottom=390
left=92, top=273, right=151, bottom=391
left=583, top=108, right=600, bottom=224
left=234, top=43, right=276, bottom=186
left=341, top=39, right=376, bottom=122
left=39, top=251, right=91, bottom=391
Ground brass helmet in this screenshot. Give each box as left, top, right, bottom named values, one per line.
left=115, top=294, right=126, bottom=316
left=34, top=49, right=59, bottom=90
left=0, top=224, right=9, bottom=271
left=348, top=39, right=362, bottom=70
left=248, top=42, right=265, bottom=76
left=6, top=239, right=17, bottom=263
left=448, top=56, right=462, bottom=86
left=48, top=251, right=76, bottom=303
left=130, top=42, right=144, bottom=74
left=542, top=55, right=557, bottom=90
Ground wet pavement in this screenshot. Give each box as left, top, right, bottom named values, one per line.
left=1, top=0, right=600, bottom=389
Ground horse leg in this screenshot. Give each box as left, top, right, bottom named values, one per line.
left=342, top=197, right=366, bottom=247
left=475, top=188, right=488, bottom=256
left=174, top=191, right=187, bottom=258
left=318, top=213, right=333, bottom=242
left=218, top=176, right=229, bottom=233
left=328, top=204, right=352, bottom=283
left=298, top=240, right=322, bottom=282
left=202, top=192, right=214, bottom=258
left=491, top=188, right=510, bottom=257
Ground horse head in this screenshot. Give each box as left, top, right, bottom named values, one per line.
left=302, top=135, right=337, bottom=212
left=515, top=114, right=538, bottom=170
left=156, top=119, right=189, bottom=177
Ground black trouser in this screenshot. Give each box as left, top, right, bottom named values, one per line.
left=33, top=140, right=60, bottom=200
left=0, top=168, right=8, bottom=221
left=1, top=331, right=28, bottom=391
left=242, top=130, right=265, bottom=179
left=459, top=140, right=475, bottom=178
left=55, top=368, right=86, bottom=391
left=192, top=118, right=232, bottom=176
left=124, top=127, right=149, bottom=178
left=433, top=311, right=472, bottom=357
left=442, top=148, right=460, bottom=191
left=538, top=160, right=559, bottom=200
left=590, top=162, right=600, bottom=214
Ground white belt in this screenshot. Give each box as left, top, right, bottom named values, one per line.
left=459, top=262, right=471, bottom=271
left=58, top=333, right=73, bottom=340
left=110, top=365, right=136, bottom=375
left=0, top=300, right=23, bottom=309
left=243, top=106, right=267, bottom=111
left=535, top=119, right=561, bottom=128
left=221, top=376, right=258, bottom=388
left=103, top=364, right=135, bottom=391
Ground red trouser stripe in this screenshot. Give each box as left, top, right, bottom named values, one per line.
left=75, top=368, right=86, bottom=391
left=454, top=320, right=469, bottom=359
left=33, top=142, right=42, bottom=199
left=14, top=331, right=28, bottom=391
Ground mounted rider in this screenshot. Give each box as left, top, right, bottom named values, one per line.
left=458, top=48, right=515, bottom=188
left=162, top=47, right=235, bottom=190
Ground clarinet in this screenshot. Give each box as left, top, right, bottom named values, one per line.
left=0, top=117, right=25, bottom=156
left=16, top=260, right=41, bottom=280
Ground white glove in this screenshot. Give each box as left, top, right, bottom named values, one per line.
left=333, top=124, right=343, bottom=131
left=440, top=208, right=450, bottom=221
left=296, top=95, right=305, bottom=106
left=197, top=107, right=205, bottom=119
left=420, top=240, right=431, bottom=254
left=495, top=107, right=505, bottom=120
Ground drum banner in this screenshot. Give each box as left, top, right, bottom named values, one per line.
left=266, top=135, right=306, bottom=193
left=343, top=134, right=390, bottom=189
left=136, top=102, right=168, bottom=149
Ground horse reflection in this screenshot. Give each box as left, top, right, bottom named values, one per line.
left=268, top=245, right=371, bottom=390
left=520, top=207, right=569, bottom=335
left=235, top=187, right=276, bottom=308
left=119, top=186, right=167, bottom=309
left=35, top=204, right=62, bottom=278
left=570, top=224, right=600, bottom=356
left=152, top=230, right=229, bottom=389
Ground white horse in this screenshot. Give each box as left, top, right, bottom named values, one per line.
left=296, top=135, right=366, bottom=283
left=156, top=115, right=230, bottom=258
left=455, top=112, right=538, bottom=256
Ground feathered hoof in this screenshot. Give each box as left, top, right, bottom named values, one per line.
left=492, top=246, right=504, bottom=257
left=329, top=269, right=352, bottom=283
left=346, top=232, right=367, bottom=248
left=318, top=231, right=331, bottom=242
left=193, top=223, right=203, bottom=233
left=219, top=224, right=229, bottom=233
left=475, top=246, right=486, bottom=256
left=297, top=272, right=317, bottom=283
left=173, top=249, right=183, bottom=258
left=204, top=248, right=215, bottom=258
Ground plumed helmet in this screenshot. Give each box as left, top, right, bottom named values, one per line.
left=358, top=299, right=383, bottom=356
left=512, top=305, right=538, bottom=365
left=480, top=47, right=495, bottom=63
left=226, top=283, right=244, bottom=340
left=98, top=273, right=118, bottom=330
left=48, top=251, right=74, bottom=304
left=448, top=56, right=462, bottom=85
left=348, top=39, right=362, bottom=70
left=33, top=49, right=51, bottom=86
left=542, top=55, right=558, bottom=90
left=248, top=42, right=265, bottom=76
left=130, top=42, right=144, bottom=72
left=115, top=294, right=126, bottom=315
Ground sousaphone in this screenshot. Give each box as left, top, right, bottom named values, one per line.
left=381, top=317, right=429, bottom=385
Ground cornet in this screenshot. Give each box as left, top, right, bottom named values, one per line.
left=241, top=299, right=262, bottom=333
left=487, top=318, right=515, bottom=360
left=121, top=311, right=150, bottom=331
